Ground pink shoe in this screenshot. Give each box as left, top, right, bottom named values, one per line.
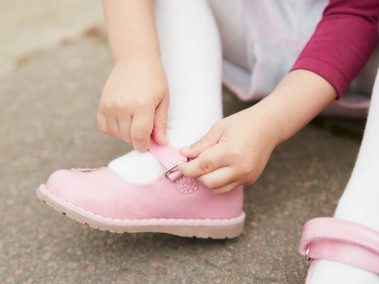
left=299, top=217, right=379, bottom=283
left=36, top=141, right=245, bottom=239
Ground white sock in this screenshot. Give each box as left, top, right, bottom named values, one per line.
left=109, top=0, right=223, bottom=183
left=308, top=70, right=379, bottom=284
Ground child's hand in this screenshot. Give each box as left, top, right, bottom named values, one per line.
left=178, top=70, right=337, bottom=194
left=97, top=56, right=169, bottom=152
left=178, top=105, right=279, bottom=194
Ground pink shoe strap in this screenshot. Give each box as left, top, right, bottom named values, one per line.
left=149, top=140, right=198, bottom=194
left=299, top=217, right=379, bottom=274
left=149, top=140, right=187, bottom=170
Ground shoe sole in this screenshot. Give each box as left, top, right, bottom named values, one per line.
left=36, top=184, right=245, bottom=239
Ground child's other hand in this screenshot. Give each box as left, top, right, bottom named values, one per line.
left=97, top=56, right=169, bottom=152
left=178, top=105, right=279, bottom=194
left=178, top=70, right=337, bottom=194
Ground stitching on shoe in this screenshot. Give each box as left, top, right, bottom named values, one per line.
left=174, top=176, right=198, bottom=194
left=42, top=186, right=244, bottom=223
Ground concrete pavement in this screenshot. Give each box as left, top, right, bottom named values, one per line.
left=0, top=0, right=103, bottom=74
left=0, top=34, right=362, bottom=283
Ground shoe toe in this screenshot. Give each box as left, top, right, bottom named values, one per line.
left=45, top=169, right=100, bottom=206
left=44, top=168, right=125, bottom=217
left=45, top=169, right=74, bottom=196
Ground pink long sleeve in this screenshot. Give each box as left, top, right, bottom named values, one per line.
left=291, top=0, right=379, bottom=98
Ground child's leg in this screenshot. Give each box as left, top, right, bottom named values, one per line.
left=308, top=70, right=379, bottom=283
left=208, top=0, right=251, bottom=71
left=109, top=0, right=223, bottom=183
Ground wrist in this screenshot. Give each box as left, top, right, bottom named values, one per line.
left=253, top=70, right=336, bottom=145
left=244, top=104, right=284, bottom=149
left=113, top=49, right=162, bottom=67
left=253, top=95, right=297, bottom=145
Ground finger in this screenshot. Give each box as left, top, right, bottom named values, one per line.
left=118, top=114, right=132, bottom=143
left=178, top=143, right=228, bottom=178
left=211, top=181, right=240, bottom=195
left=198, top=166, right=236, bottom=190
left=130, top=107, right=154, bottom=152
left=180, top=124, right=222, bottom=158
left=107, top=118, right=121, bottom=138
left=97, top=111, right=110, bottom=135
left=152, top=96, right=169, bottom=145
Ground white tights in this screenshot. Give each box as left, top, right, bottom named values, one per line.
left=309, top=70, right=379, bottom=284
left=109, top=0, right=223, bottom=182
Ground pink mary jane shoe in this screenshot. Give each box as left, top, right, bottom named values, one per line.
left=299, top=217, right=379, bottom=283
left=36, top=141, right=245, bottom=239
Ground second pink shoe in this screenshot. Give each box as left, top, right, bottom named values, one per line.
left=36, top=141, right=245, bottom=239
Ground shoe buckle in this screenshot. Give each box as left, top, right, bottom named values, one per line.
left=164, top=161, right=198, bottom=193
left=305, top=246, right=312, bottom=261
left=164, top=161, right=185, bottom=180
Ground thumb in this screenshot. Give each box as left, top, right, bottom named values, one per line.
left=152, top=96, right=169, bottom=145
left=180, top=124, right=222, bottom=158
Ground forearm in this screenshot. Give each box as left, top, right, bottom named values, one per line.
left=253, top=69, right=336, bottom=145
left=291, top=0, right=379, bottom=97
left=102, top=0, right=160, bottom=63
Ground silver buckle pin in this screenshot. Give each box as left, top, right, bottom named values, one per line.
left=164, top=161, right=185, bottom=180
left=305, top=246, right=312, bottom=261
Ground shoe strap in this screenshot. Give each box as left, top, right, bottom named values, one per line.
left=149, top=140, right=198, bottom=194
left=149, top=140, right=187, bottom=170
left=299, top=217, right=379, bottom=274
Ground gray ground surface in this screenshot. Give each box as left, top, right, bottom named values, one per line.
left=0, top=36, right=362, bottom=284
left=0, top=0, right=103, bottom=74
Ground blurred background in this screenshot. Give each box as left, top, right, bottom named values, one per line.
left=0, top=0, right=103, bottom=74
left=0, top=1, right=365, bottom=284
